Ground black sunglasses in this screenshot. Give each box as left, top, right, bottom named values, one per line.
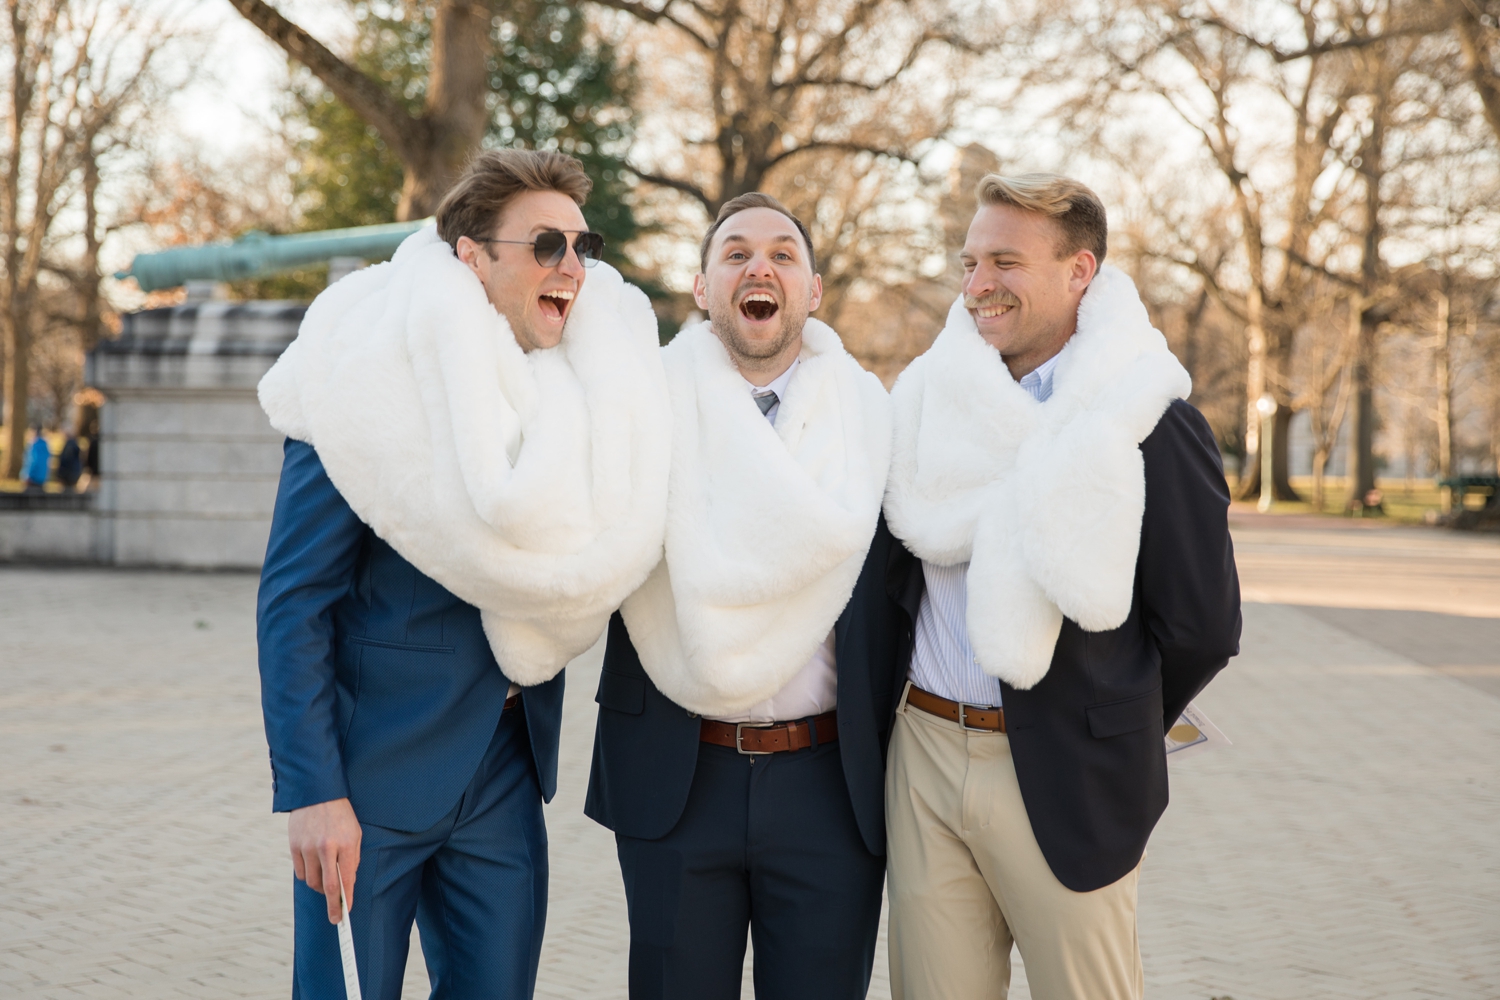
left=477, top=230, right=605, bottom=268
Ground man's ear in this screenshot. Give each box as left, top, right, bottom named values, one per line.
left=1069, top=250, right=1098, bottom=293
left=455, top=236, right=485, bottom=279
left=692, top=272, right=710, bottom=310
left=808, top=273, right=824, bottom=313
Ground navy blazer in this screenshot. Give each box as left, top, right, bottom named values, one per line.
left=257, top=439, right=565, bottom=834
left=585, top=518, right=915, bottom=856
left=892, top=399, right=1242, bottom=893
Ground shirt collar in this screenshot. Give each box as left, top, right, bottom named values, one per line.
left=1017, top=351, right=1060, bottom=403
left=746, top=357, right=799, bottom=403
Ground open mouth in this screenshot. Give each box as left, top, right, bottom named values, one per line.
left=538, top=288, right=575, bottom=323
left=739, top=291, right=779, bottom=322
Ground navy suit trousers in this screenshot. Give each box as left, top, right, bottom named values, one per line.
left=292, top=706, right=547, bottom=1000
left=615, top=739, right=885, bottom=1000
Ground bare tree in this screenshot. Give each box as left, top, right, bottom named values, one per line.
left=1056, top=0, right=1467, bottom=506
left=1292, top=297, right=1358, bottom=509
left=1447, top=0, right=1500, bottom=142
left=594, top=0, right=978, bottom=215
left=1, top=0, right=180, bottom=479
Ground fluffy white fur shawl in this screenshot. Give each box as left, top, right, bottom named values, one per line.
left=884, top=265, right=1191, bottom=690
left=620, top=319, right=891, bottom=717
left=258, top=225, right=671, bottom=685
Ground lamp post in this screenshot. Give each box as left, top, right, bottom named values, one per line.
left=1256, top=395, right=1277, bottom=513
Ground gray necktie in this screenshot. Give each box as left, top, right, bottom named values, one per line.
left=753, top=390, right=778, bottom=417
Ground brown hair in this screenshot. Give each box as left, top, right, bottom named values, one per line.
left=699, top=192, right=817, bottom=273
left=436, top=149, right=593, bottom=251
left=975, top=172, right=1108, bottom=264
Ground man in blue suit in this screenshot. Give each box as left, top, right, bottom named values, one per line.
left=257, top=149, right=671, bottom=999
left=586, top=194, right=912, bottom=1000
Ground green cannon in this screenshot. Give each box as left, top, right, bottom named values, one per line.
left=115, top=219, right=432, bottom=292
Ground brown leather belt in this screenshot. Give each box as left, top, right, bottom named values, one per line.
left=503, top=693, right=521, bottom=711
left=906, top=684, right=1005, bottom=732
left=700, top=711, right=838, bottom=755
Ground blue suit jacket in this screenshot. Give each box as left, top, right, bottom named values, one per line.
left=257, top=439, right=565, bottom=834
left=585, top=518, right=915, bottom=856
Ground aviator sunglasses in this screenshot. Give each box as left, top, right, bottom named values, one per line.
left=476, top=229, right=606, bottom=268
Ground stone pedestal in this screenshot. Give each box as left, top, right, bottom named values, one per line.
left=48, top=300, right=306, bottom=568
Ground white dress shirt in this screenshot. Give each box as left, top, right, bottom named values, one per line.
left=713, top=356, right=839, bottom=724
left=907, top=351, right=1061, bottom=707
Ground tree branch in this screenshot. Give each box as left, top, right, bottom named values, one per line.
left=1448, top=0, right=1500, bottom=143
left=764, top=139, right=915, bottom=172
left=1191, top=13, right=1446, bottom=64
left=224, top=0, right=427, bottom=164
left=1283, top=247, right=1362, bottom=290
left=781, top=29, right=942, bottom=93
left=584, top=0, right=716, bottom=50
left=623, top=166, right=715, bottom=213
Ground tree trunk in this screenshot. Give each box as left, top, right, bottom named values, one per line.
left=1313, top=446, right=1328, bottom=511
left=3, top=298, right=31, bottom=480
left=2, top=3, right=29, bottom=480
left=1433, top=287, right=1454, bottom=511
left=397, top=0, right=490, bottom=218
left=1239, top=403, right=1301, bottom=501
left=228, top=0, right=490, bottom=220
left=1346, top=73, right=1387, bottom=511
left=80, top=143, right=104, bottom=351
left=1345, top=312, right=1378, bottom=507
left=1236, top=288, right=1267, bottom=500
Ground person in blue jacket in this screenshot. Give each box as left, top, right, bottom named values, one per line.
left=256, top=149, right=670, bottom=1000
left=22, top=423, right=50, bottom=491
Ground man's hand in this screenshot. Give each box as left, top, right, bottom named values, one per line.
left=288, top=798, right=362, bottom=924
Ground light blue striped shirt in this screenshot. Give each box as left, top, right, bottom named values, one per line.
left=907, top=352, right=1059, bottom=707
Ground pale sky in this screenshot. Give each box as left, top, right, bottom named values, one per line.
left=168, top=2, right=349, bottom=161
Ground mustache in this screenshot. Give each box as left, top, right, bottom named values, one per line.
left=964, top=291, right=1020, bottom=310
left=735, top=282, right=779, bottom=300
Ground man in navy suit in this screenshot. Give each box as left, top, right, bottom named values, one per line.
left=256, top=149, right=668, bottom=1000
left=586, top=193, right=913, bottom=1000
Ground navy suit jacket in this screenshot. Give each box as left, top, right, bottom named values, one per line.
left=892, top=400, right=1242, bottom=892
left=585, top=518, right=915, bottom=856
left=257, top=439, right=566, bottom=834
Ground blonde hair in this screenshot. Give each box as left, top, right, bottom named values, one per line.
left=975, top=172, right=1107, bottom=263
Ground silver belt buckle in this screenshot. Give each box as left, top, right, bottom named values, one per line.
left=735, top=722, right=774, bottom=755
left=959, top=703, right=993, bottom=732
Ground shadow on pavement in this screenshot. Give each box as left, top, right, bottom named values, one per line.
left=1293, top=605, right=1500, bottom=699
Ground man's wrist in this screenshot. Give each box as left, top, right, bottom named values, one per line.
left=275, top=784, right=352, bottom=814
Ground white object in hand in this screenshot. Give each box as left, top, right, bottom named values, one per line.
left=336, top=863, right=362, bottom=1000
left=1164, top=701, right=1231, bottom=760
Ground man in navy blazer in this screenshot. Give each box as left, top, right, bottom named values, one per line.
left=256, top=149, right=671, bottom=1000
left=881, top=173, right=1241, bottom=1000
left=585, top=194, right=912, bottom=1000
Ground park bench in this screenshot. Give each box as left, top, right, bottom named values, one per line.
left=1439, top=475, right=1500, bottom=511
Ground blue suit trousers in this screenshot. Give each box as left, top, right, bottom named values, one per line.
left=292, top=705, right=547, bottom=1000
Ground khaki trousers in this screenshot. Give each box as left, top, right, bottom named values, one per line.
left=885, top=689, right=1143, bottom=1000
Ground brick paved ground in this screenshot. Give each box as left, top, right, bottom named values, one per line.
left=2, top=517, right=1498, bottom=999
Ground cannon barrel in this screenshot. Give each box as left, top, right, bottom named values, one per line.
left=115, top=219, right=432, bottom=292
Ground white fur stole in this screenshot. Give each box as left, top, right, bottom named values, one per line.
left=884, top=265, right=1191, bottom=689
left=620, top=319, right=892, bottom=716
left=258, top=225, right=671, bottom=685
